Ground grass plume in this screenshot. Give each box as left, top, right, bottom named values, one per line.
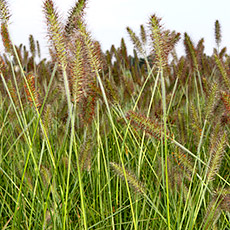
left=110, top=162, right=145, bottom=195
left=206, top=126, right=226, bottom=183
left=126, top=110, right=170, bottom=141
left=43, top=0, right=67, bottom=66
left=215, top=20, right=221, bottom=51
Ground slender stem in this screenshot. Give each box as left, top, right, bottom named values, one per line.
left=160, top=68, right=171, bottom=230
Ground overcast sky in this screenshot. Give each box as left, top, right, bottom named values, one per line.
left=2, top=0, right=230, bottom=59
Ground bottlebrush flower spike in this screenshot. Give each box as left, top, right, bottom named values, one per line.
left=214, top=54, right=230, bottom=92
left=0, top=55, right=5, bottom=73
left=149, top=15, right=180, bottom=71
left=127, top=26, right=145, bottom=55
left=36, top=40, right=41, bottom=59
left=206, top=127, right=226, bottom=183
left=149, top=15, right=166, bottom=69
left=126, top=110, right=171, bottom=141
left=110, top=162, right=145, bottom=195
left=220, top=91, right=230, bottom=120
left=0, top=0, right=13, bottom=56
left=71, top=39, right=84, bottom=103
left=29, top=34, right=36, bottom=57
left=80, top=89, right=97, bottom=125
left=140, top=24, right=147, bottom=45
left=0, top=0, right=10, bottom=22
left=184, top=33, right=198, bottom=70
left=78, top=18, right=102, bottom=74
left=79, top=136, right=92, bottom=172
left=203, top=189, right=230, bottom=230
left=65, top=0, right=87, bottom=36
left=196, top=38, right=205, bottom=65
left=69, top=30, right=101, bottom=125
left=24, top=73, right=41, bottom=109
left=215, top=20, right=221, bottom=49
left=218, top=189, right=230, bottom=212
left=204, top=81, right=219, bottom=121
left=43, top=0, right=67, bottom=66
left=1, top=22, right=12, bottom=53
left=172, top=150, right=194, bottom=174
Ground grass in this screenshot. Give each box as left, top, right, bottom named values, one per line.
left=0, top=0, right=230, bottom=229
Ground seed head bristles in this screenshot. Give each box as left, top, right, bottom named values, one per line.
left=71, top=39, right=84, bottom=103
left=165, top=30, right=181, bottom=53
left=77, top=18, right=102, bottom=74
left=65, top=0, right=87, bottom=37
left=203, top=189, right=230, bottom=230
left=149, top=15, right=166, bottom=70
left=43, top=104, right=53, bottom=131
left=120, top=38, right=130, bottom=68
left=140, top=24, right=147, bottom=45
left=206, top=129, right=226, bottom=183
left=149, top=15, right=180, bottom=71
left=209, top=122, right=222, bottom=153
left=29, top=34, right=36, bottom=57
left=43, top=0, right=67, bottom=66
left=23, top=45, right=29, bottom=64
left=36, top=40, right=41, bottom=59
left=184, top=33, right=198, bottom=70
left=126, top=110, right=171, bottom=142
left=104, top=77, right=119, bottom=104
left=204, top=81, right=219, bottom=121
left=24, top=73, right=41, bottom=109
left=126, top=26, right=145, bottom=55
left=196, top=38, right=205, bottom=65
left=1, top=22, right=12, bottom=53
left=219, top=47, right=227, bottom=59
left=215, top=20, right=221, bottom=49
left=110, top=162, right=145, bottom=195
left=93, top=40, right=106, bottom=69
left=176, top=57, right=186, bottom=79
left=0, top=55, right=5, bottom=74
left=79, top=137, right=92, bottom=172
left=0, top=0, right=10, bottom=22
left=40, top=165, right=51, bottom=187
left=220, top=91, right=230, bottom=116
left=214, top=54, right=230, bottom=92
left=190, top=102, right=202, bottom=141
left=218, top=189, right=230, bottom=212
left=196, top=38, right=205, bottom=54
left=172, top=150, right=194, bottom=174
left=177, top=110, right=187, bottom=144
left=67, top=25, right=101, bottom=124
left=212, top=189, right=230, bottom=212
left=80, top=89, right=97, bottom=125
left=203, top=197, right=221, bottom=230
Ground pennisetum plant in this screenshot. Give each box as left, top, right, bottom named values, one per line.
left=149, top=14, right=178, bottom=230
left=0, top=1, right=58, bottom=230
left=123, top=14, right=181, bottom=230
left=43, top=0, right=104, bottom=228
left=1, top=0, right=230, bottom=229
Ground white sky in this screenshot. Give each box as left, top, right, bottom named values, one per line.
left=2, top=0, right=230, bottom=59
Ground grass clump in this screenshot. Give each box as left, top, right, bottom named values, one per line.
left=0, top=0, right=229, bottom=229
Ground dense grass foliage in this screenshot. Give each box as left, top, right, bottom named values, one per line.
left=0, top=0, right=230, bottom=229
